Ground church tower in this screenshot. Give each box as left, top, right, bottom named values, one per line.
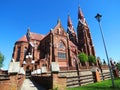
left=77, top=6, right=95, bottom=56
left=67, top=15, right=77, bottom=45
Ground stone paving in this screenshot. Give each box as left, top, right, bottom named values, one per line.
left=21, top=79, right=46, bottom=90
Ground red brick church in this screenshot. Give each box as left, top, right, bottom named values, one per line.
left=11, top=7, right=95, bottom=74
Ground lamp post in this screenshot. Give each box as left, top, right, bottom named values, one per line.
left=95, top=13, right=115, bottom=88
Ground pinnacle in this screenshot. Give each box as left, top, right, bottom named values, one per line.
left=67, top=15, right=72, bottom=27
left=78, top=6, right=84, bottom=19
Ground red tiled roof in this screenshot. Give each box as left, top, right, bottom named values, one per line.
left=17, top=35, right=28, bottom=42
left=17, top=32, right=45, bottom=42
left=30, top=32, right=45, bottom=41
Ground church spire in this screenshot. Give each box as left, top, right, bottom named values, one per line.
left=77, top=6, right=95, bottom=56
left=67, top=15, right=72, bottom=27
left=57, top=18, right=61, bottom=24
left=78, top=6, right=88, bottom=26
left=67, top=15, right=77, bottom=45
left=26, top=27, right=31, bottom=42
left=67, top=15, right=75, bottom=33
left=78, top=6, right=84, bottom=20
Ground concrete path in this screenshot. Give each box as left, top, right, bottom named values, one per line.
left=21, top=79, right=46, bottom=90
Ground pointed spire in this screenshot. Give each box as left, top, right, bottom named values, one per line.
left=27, top=26, right=30, bottom=34
left=57, top=18, right=61, bottom=24
left=26, top=26, right=31, bottom=41
left=78, top=6, right=84, bottom=20
left=67, top=15, right=72, bottom=27
left=67, top=15, right=75, bottom=35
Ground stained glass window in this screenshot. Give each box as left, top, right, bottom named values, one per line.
left=58, top=52, right=66, bottom=59
left=58, top=41, right=65, bottom=50
left=58, top=41, right=66, bottom=59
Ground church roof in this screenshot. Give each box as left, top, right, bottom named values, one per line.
left=17, top=35, right=28, bottom=42
left=29, top=32, right=45, bottom=41
left=17, top=32, right=45, bottom=42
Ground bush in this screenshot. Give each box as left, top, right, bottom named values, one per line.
left=88, top=55, right=96, bottom=64
left=78, top=52, right=88, bottom=63
left=0, top=52, right=4, bottom=68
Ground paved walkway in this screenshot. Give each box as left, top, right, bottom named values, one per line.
left=21, top=79, right=46, bottom=90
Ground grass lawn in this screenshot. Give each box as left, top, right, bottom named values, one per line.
left=67, top=78, right=120, bottom=90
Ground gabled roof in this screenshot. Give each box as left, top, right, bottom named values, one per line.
left=17, top=32, right=45, bottom=42
left=51, top=19, right=67, bottom=37
left=17, top=35, right=28, bottom=42
left=29, top=32, right=45, bottom=41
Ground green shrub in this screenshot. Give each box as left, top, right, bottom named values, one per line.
left=78, top=52, right=88, bottom=63
left=0, top=52, right=4, bottom=68
left=88, top=55, right=96, bottom=64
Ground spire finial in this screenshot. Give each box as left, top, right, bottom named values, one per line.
left=27, top=26, right=30, bottom=33
left=57, top=18, right=61, bottom=24
left=67, top=14, right=72, bottom=27
left=26, top=26, right=31, bottom=41
left=78, top=6, right=84, bottom=19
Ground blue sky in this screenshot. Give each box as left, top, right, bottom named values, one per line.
left=0, top=0, right=120, bottom=69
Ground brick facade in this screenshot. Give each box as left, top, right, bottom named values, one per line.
left=11, top=7, right=96, bottom=74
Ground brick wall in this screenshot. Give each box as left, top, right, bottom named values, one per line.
left=0, top=74, right=25, bottom=90
left=58, top=70, right=94, bottom=87
left=31, top=69, right=120, bottom=90
left=17, top=74, right=25, bottom=90
left=0, top=80, right=10, bottom=90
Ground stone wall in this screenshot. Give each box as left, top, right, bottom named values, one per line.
left=31, top=68, right=120, bottom=90
left=58, top=70, right=94, bottom=87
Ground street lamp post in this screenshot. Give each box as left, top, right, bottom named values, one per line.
left=95, top=13, right=115, bottom=88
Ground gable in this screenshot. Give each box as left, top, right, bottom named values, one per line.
left=52, top=20, right=67, bottom=37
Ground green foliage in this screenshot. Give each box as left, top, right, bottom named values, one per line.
left=78, top=52, right=88, bottom=63
left=88, top=55, right=96, bottom=64
left=0, top=52, right=4, bottom=68
left=67, top=78, right=120, bottom=90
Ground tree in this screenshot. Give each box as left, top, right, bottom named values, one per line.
left=88, top=55, right=96, bottom=64
left=78, top=52, right=88, bottom=63
left=0, top=52, right=4, bottom=68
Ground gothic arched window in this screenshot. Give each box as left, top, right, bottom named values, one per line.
left=58, top=41, right=66, bottom=59
left=58, top=41, right=65, bottom=50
